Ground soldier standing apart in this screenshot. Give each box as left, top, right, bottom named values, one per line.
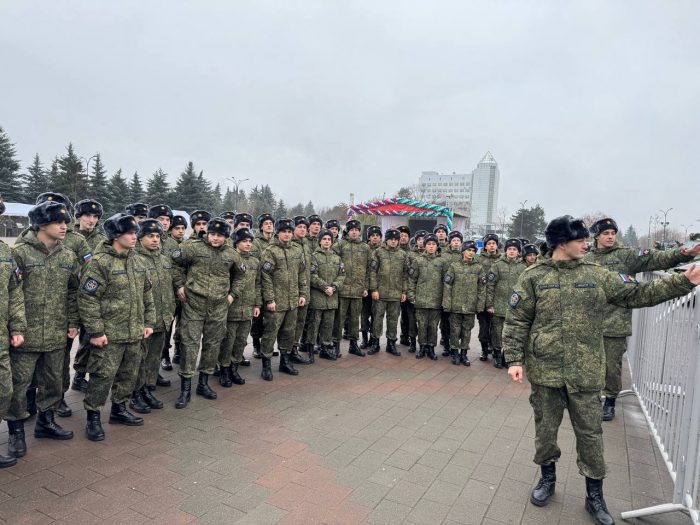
left=0, top=197, right=26, bottom=469
left=585, top=218, right=700, bottom=421
left=309, top=229, right=346, bottom=360
left=79, top=214, right=155, bottom=441
left=476, top=233, right=500, bottom=362
left=161, top=214, right=188, bottom=371
left=259, top=218, right=307, bottom=380
left=504, top=216, right=700, bottom=525
left=408, top=234, right=447, bottom=360
left=129, top=220, right=176, bottom=413
left=442, top=240, right=485, bottom=366
left=368, top=229, right=407, bottom=356
left=218, top=228, right=261, bottom=387
left=6, top=202, right=76, bottom=461
left=290, top=216, right=312, bottom=365
left=332, top=219, right=370, bottom=357
left=486, top=238, right=526, bottom=369
left=172, top=218, right=245, bottom=408
left=361, top=225, right=382, bottom=349
left=251, top=213, right=275, bottom=358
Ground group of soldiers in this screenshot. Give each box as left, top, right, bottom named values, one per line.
left=1, top=192, right=699, bottom=525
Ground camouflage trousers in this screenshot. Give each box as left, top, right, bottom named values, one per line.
left=439, top=310, right=451, bottom=345
left=333, top=297, right=361, bottom=342
left=162, top=302, right=183, bottom=360
left=372, top=300, right=400, bottom=341
left=7, top=348, right=64, bottom=421
left=476, top=310, right=493, bottom=344
left=603, top=336, right=628, bottom=399
left=415, top=308, right=441, bottom=346
left=400, top=301, right=417, bottom=338
left=136, top=331, right=166, bottom=389
left=308, top=308, right=336, bottom=346
left=262, top=308, right=298, bottom=358
left=294, top=305, right=308, bottom=346
left=449, top=313, right=475, bottom=351
left=530, top=384, right=605, bottom=479
left=84, top=341, right=142, bottom=411
left=490, top=316, right=505, bottom=349
left=219, top=319, right=252, bottom=366
left=360, top=295, right=375, bottom=334
left=0, top=351, right=11, bottom=424
left=179, top=298, right=228, bottom=378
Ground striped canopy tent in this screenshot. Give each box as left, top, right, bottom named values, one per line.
left=347, top=198, right=454, bottom=231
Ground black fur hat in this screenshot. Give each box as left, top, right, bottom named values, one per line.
left=523, top=243, right=539, bottom=256
left=308, top=214, right=323, bottom=226
left=103, top=213, right=139, bottom=241
left=366, top=225, right=382, bottom=238
left=207, top=218, right=231, bottom=237
left=275, top=218, right=294, bottom=233
left=433, top=223, right=448, bottom=234
left=190, top=210, right=212, bottom=227
left=257, top=213, right=275, bottom=228
left=345, top=219, right=361, bottom=232
left=317, top=228, right=334, bottom=242
left=385, top=229, right=400, bottom=241
left=414, top=230, right=428, bottom=239
left=519, top=238, right=530, bottom=246
left=460, top=240, right=477, bottom=252
left=148, top=204, right=173, bottom=220
left=544, top=216, right=589, bottom=248
left=397, top=225, right=411, bottom=236
left=483, top=233, right=499, bottom=245
left=293, top=215, right=309, bottom=227
left=137, top=218, right=164, bottom=239
left=171, top=215, right=187, bottom=229
left=424, top=233, right=439, bottom=245
left=235, top=212, right=254, bottom=227
left=29, top=201, right=71, bottom=229
left=448, top=231, right=464, bottom=242
left=325, top=219, right=340, bottom=230
left=590, top=217, right=618, bottom=237
left=232, top=227, right=254, bottom=246
left=125, top=203, right=149, bottom=217
left=220, top=211, right=235, bottom=221
left=504, top=238, right=522, bottom=252
left=75, top=199, right=104, bottom=218
left=36, top=192, right=73, bottom=215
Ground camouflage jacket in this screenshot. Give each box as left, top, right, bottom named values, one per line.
left=18, top=225, right=92, bottom=267
left=12, top=232, right=79, bottom=352
left=309, top=247, right=345, bottom=310
left=442, top=247, right=462, bottom=266
left=584, top=243, right=693, bottom=337
left=76, top=225, right=108, bottom=251
left=161, top=235, right=180, bottom=259
left=503, top=257, right=695, bottom=392
left=333, top=237, right=370, bottom=298
left=442, top=259, right=486, bottom=314
left=486, top=256, right=527, bottom=317
left=227, top=251, right=262, bottom=321
left=407, top=252, right=448, bottom=309
left=292, top=235, right=312, bottom=298
left=369, top=245, right=408, bottom=301
left=78, top=242, right=156, bottom=342
left=260, top=237, right=307, bottom=311
left=251, top=231, right=273, bottom=259
left=0, top=241, right=26, bottom=352
left=135, top=244, right=176, bottom=333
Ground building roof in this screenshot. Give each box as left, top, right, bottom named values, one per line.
left=478, top=151, right=497, bottom=165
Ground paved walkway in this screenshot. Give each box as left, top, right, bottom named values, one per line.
left=0, top=333, right=688, bottom=524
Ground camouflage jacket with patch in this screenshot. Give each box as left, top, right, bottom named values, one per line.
left=260, top=237, right=307, bottom=311
left=407, top=252, right=448, bottom=309
left=369, top=245, right=408, bottom=301
left=486, top=256, right=527, bottom=317
left=227, top=250, right=262, bottom=321
left=332, top=237, right=370, bottom=298
left=309, top=247, right=345, bottom=310
left=442, top=258, right=486, bottom=314
left=0, top=242, right=26, bottom=351
left=292, top=235, right=313, bottom=298
left=135, top=244, right=176, bottom=333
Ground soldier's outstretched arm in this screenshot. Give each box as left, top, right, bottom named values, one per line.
left=625, top=245, right=696, bottom=274
left=603, top=264, right=698, bottom=309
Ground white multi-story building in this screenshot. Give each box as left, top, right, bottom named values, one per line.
left=469, top=151, right=500, bottom=232
left=417, top=171, right=472, bottom=214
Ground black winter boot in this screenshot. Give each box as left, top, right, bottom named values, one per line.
left=493, top=349, right=503, bottom=369
left=35, top=410, right=73, bottom=440
left=415, top=345, right=425, bottom=359
left=479, top=341, right=489, bottom=361
left=26, top=388, right=37, bottom=417
left=409, top=336, right=417, bottom=353
left=334, top=341, right=342, bottom=359
left=442, top=342, right=451, bottom=357
left=530, top=463, right=556, bottom=506
left=399, top=334, right=410, bottom=346
left=109, top=402, right=144, bottom=426
left=426, top=345, right=438, bottom=361
left=129, top=390, right=152, bottom=414
left=349, top=339, right=366, bottom=357
left=141, top=386, right=163, bottom=409
left=56, top=397, right=72, bottom=418
left=85, top=410, right=105, bottom=441
left=367, top=338, right=380, bottom=355
left=585, top=477, right=615, bottom=525
left=218, top=365, right=233, bottom=387
left=305, top=343, right=315, bottom=364
left=386, top=340, right=401, bottom=356
left=231, top=363, right=245, bottom=385
left=196, top=372, right=217, bottom=399
left=71, top=371, right=88, bottom=392
left=602, top=398, right=616, bottom=422
left=175, top=377, right=192, bottom=409
left=451, top=349, right=460, bottom=365
left=290, top=344, right=311, bottom=365
left=161, top=356, right=173, bottom=371
left=7, top=420, right=26, bottom=458
left=253, top=337, right=262, bottom=359
left=0, top=452, right=16, bottom=468
left=156, top=373, right=171, bottom=387
left=172, top=344, right=181, bottom=365
left=360, top=331, right=370, bottom=349
left=261, top=357, right=273, bottom=381
left=279, top=353, right=299, bottom=375
left=319, top=345, right=336, bottom=361
left=212, top=363, right=221, bottom=377
left=460, top=349, right=470, bottom=366
left=240, top=357, right=251, bottom=367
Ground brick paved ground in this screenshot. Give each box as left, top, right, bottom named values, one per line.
left=0, top=331, right=689, bottom=524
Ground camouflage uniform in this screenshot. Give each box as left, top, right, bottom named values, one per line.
left=308, top=247, right=345, bottom=345
left=7, top=232, right=79, bottom=421
left=442, top=258, right=486, bottom=352
left=361, top=242, right=382, bottom=338
left=401, top=247, right=423, bottom=341
left=369, top=245, right=408, bottom=342
left=475, top=250, right=500, bottom=353
left=260, top=237, right=307, bottom=357
left=584, top=243, right=693, bottom=399
left=79, top=243, right=156, bottom=411
left=332, top=237, right=370, bottom=343
left=291, top=235, right=313, bottom=349
left=408, top=252, right=447, bottom=346
left=77, top=225, right=107, bottom=251
left=162, top=235, right=183, bottom=361
left=503, top=257, right=695, bottom=479
left=172, top=238, right=245, bottom=378
left=439, top=247, right=462, bottom=350
left=250, top=231, right=273, bottom=343
left=485, top=256, right=526, bottom=351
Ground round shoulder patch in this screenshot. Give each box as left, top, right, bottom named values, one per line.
left=508, top=292, right=521, bottom=308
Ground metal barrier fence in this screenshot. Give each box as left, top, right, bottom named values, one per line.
left=621, top=272, right=700, bottom=523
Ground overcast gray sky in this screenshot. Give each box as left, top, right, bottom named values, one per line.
left=1, top=1, right=698, bottom=235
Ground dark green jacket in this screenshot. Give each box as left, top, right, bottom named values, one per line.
left=260, top=237, right=307, bottom=311
left=18, top=224, right=92, bottom=267
left=309, top=247, right=345, bottom=310
left=407, top=252, right=448, bottom=309
left=584, top=242, right=693, bottom=337
left=369, top=245, right=408, bottom=301
left=442, top=259, right=486, bottom=314
left=161, top=235, right=180, bottom=259
left=227, top=251, right=262, bottom=321
left=292, top=235, right=312, bottom=298
left=135, top=244, right=176, bottom=333
left=0, top=243, right=26, bottom=351
left=486, top=256, right=527, bottom=317
left=251, top=231, right=273, bottom=259
left=442, top=247, right=462, bottom=266
left=503, top=257, right=695, bottom=392
left=333, top=238, right=370, bottom=298
left=76, top=224, right=108, bottom=251
left=78, top=243, right=156, bottom=342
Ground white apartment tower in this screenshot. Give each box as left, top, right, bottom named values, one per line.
left=469, top=151, right=500, bottom=230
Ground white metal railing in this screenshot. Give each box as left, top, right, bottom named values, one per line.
left=621, top=272, right=700, bottom=523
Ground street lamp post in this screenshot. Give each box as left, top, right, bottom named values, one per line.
left=658, top=208, right=673, bottom=250
left=519, top=200, right=528, bottom=237
left=79, top=155, right=98, bottom=203
left=227, top=177, right=249, bottom=212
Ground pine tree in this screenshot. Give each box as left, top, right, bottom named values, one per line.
left=146, top=168, right=171, bottom=204
left=47, top=157, right=60, bottom=193
left=507, top=205, right=547, bottom=240
left=623, top=225, right=640, bottom=247
left=23, top=154, right=51, bottom=203
left=106, top=169, right=130, bottom=215
left=128, top=171, right=146, bottom=204
left=222, top=187, right=235, bottom=212
left=276, top=199, right=288, bottom=218
left=0, top=126, right=24, bottom=201
left=212, top=183, right=223, bottom=213
left=172, top=161, right=200, bottom=211
left=88, top=153, right=111, bottom=209
left=289, top=203, right=305, bottom=217
left=304, top=201, right=315, bottom=216
left=56, top=143, right=86, bottom=204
